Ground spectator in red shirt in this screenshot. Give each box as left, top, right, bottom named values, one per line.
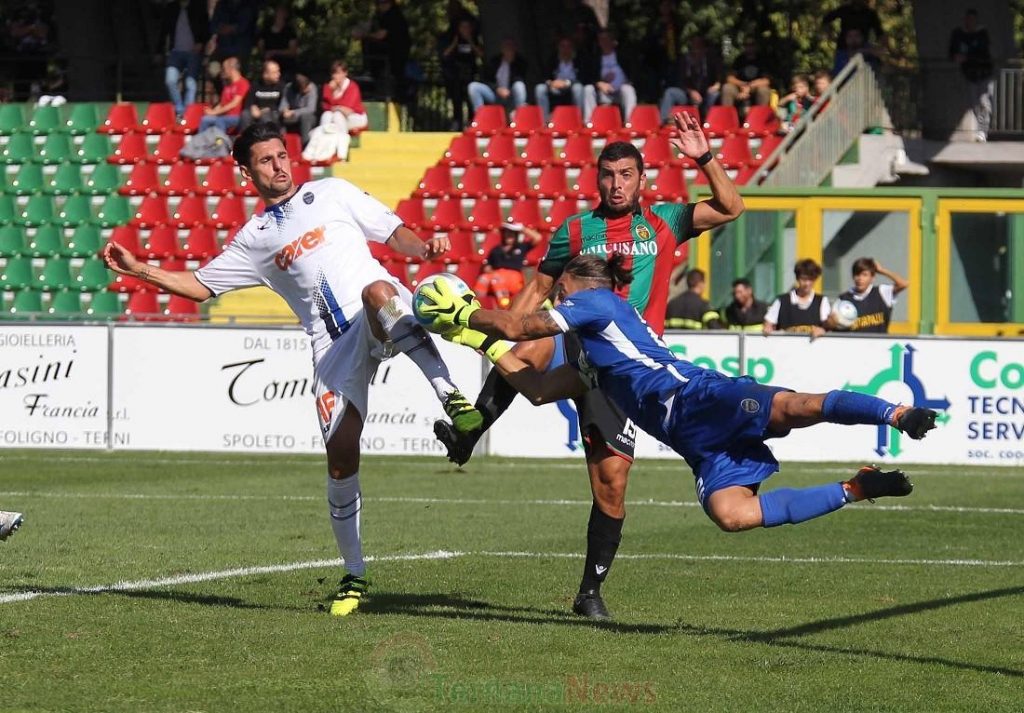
left=199, top=57, right=249, bottom=133
left=302, top=61, right=368, bottom=162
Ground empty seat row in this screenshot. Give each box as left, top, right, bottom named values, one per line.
left=127, top=195, right=257, bottom=229
left=97, top=102, right=205, bottom=136
left=0, top=224, right=104, bottom=258
left=1, top=163, right=123, bottom=196
left=0, top=256, right=110, bottom=291
left=0, top=194, right=130, bottom=228
left=118, top=160, right=312, bottom=196
left=108, top=225, right=222, bottom=260
left=0, top=289, right=123, bottom=319
left=2, top=133, right=116, bottom=165
left=395, top=196, right=598, bottom=233
left=0, top=103, right=104, bottom=137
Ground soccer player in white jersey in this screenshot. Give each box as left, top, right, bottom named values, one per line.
left=0, top=510, right=24, bottom=541
left=102, top=122, right=483, bottom=616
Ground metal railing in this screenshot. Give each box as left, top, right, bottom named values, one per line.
left=993, top=66, right=1024, bottom=135
left=757, top=54, right=890, bottom=188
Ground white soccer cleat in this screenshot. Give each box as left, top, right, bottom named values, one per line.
left=0, top=511, right=24, bottom=541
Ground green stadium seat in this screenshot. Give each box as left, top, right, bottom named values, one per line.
left=65, top=104, right=100, bottom=135
left=47, top=290, right=83, bottom=318
left=0, top=226, right=26, bottom=256
left=36, top=133, right=72, bottom=164
left=1, top=133, right=36, bottom=164
left=16, top=195, right=55, bottom=227
left=64, top=224, right=101, bottom=257
left=71, top=133, right=113, bottom=164
left=0, top=169, right=9, bottom=194
left=86, top=290, right=121, bottom=317
left=9, top=289, right=43, bottom=316
left=56, top=195, right=94, bottom=227
left=75, top=257, right=110, bottom=291
left=83, top=163, right=122, bottom=194
left=0, top=104, right=26, bottom=135
left=0, top=195, right=14, bottom=224
left=46, top=163, right=84, bottom=195
left=37, top=257, right=73, bottom=289
left=0, top=256, right=33, bottom=288
left=27, top=105, right=61, bottom=135
left=26, top=225, right=63, bottom=257
left=9, top=163, right=45, bottom=195
left=95, top=195, right=130, bottom=227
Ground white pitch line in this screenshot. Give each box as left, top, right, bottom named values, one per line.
left=2, top=490, right=1023, bottom=516
left=3, top=548, right=1022, bottom=606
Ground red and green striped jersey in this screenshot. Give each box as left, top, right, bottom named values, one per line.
left=539, top=202, right=696, bottom=334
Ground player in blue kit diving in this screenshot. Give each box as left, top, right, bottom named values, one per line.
left=419, top=254, right=937, bottom=533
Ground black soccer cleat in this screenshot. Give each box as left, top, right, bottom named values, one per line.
left=891, top=406, right=938, bottom=440
left=846, top=466, right=914, bottom=503
left=433, top=418, right=476, bottom=467
left=572, top=589, right=611, bottom=620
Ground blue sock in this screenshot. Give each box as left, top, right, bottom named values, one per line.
left=821, top=390, right=896, bottom=426
left=759, top=483, right=847, bottom=527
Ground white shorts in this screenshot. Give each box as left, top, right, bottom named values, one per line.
left=312, top=280, right=412, bottom=444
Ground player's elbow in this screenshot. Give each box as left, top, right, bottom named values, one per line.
left=726, top=193, right=745, bottom=221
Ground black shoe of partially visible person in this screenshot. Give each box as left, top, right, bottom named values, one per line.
left=433, top=419, right=476, bottom=467
left=572, top=589, right=611, bottom=620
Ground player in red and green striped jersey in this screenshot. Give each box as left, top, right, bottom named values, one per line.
left=435, top=111, right=744, bottom=619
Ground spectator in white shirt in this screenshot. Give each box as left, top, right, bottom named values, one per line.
left=535, top=36, right=584, bottom=120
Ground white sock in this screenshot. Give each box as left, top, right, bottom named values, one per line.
left=327, top=473, right=365, bottom=577
left=377, top=296, right=457, bottom=400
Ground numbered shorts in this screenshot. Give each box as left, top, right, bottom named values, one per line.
left=561, top=333, right=636, bottom=461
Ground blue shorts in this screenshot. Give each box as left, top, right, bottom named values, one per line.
left=666, top=374, right=787, bottom=507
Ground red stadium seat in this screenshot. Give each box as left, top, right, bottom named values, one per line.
left=284, top=133, right=304, bottom=162
left=453, top=260, right=482, bottom=286
left=99, top=103, right=140, bottom=134
left=410, top=259, right=447, bottom=287
left=492, top=165, right=531, bottom=198
left=368, top=240, right=398, bottom=263
left=506, top=105, right=544, bottom=136
left=108, top=273, right=150, bottom=293
left=131, top=196, right=171, bottom=229
left=442, top=134, right=478, bottom=166
left=546, top=198, right=580, bottom=231
left=560, top=135, right=595, bottom=167
left=382, top=259, right=411, bottom=287
left=109, top=225, right=143, bottom=257
left=534, top=165, right=568, bottom=199
left=465, top=198, right=501, bottom=231
left=626, top=105, right=661, bottom=135
left=547, top=105, right=583, bottom=136
left=518, top=133, right=554, bottom=167
left=413, top=165, right=453, bottom=199
left=734, top=165, right=761, bottom=185
left=179, top=227, right=219, bottom=260
left=476, top=229, right=501, bottom=259
left=507, top=198, right=543, bottom=229
left=742, top=105, right=781, bottom=138
left=641, top=134, right=675, bottom=168
left=662, top=104, right=700, bottom=127
left=139, top=102, right=177, bottom=134
left=642, top=166, right=688, bottom=201
left=586, top=105, right=623, bottom=136
left=124, top=291, right=161, bottom=319
left=716, top=135, right=754, bottom=168
left=119, top=163, right=160, bottom=196
left=160, top=162, right=199, bottom=195
left=524, top=234, right=549, bottom=266
left=176, top=104, right=206, bottom=134
left=468, top=105, right=507, bottom=136
left=209, top=195, right=246, bottom=229
left=753, top=133, right=784, bottom=164
left=427, top=198, right=464, bottom=232
left=444, top=230, right=477, bottom=263
left=107, top=133, right=148, bottom=164
left=289, top=161, right=311, bottom=185
left=222, top=225, right=242, bottom=247
left=139, top=226, right=179, bottom=260
left=171, top=195, right=210, bottom=228
left=395, top=198, right=426, bottom=230
left=149, top=132, right=185, bottom=165
left=478, top=134, right=516, bottom=166
left=703, top=105, right=740, bottom=137
left=569, top=165, right=599, bottom=199
left=200, top=162, right=241, bottom=196
left=165, top=294, right=200, bottom=320
left=454, top=165, right=492, bottom=198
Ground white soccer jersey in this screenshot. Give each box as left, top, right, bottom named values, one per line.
left=195, top=178, right=403, bottom=356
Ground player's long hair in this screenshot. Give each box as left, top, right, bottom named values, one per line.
left=564, top=253, right=634, bottom=292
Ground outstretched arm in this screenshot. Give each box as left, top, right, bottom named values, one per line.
left=468, top=308, right=564, bottom=342
left=669, top=111, right=745, bottom=232
left=102, top=242, right=212, bottom=301
left=491, top=357, right=589, bottom=405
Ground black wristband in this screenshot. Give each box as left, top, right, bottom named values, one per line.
left=696, top=151, right=714, bottom=167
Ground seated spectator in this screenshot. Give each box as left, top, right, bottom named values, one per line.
left=239, top=60, right=285, bottom=133
left=764, top=259, right=831, bottom=338
left=258, top=4, right=299, bottom=78
left=778, top=74, right=814, bottom=130
left=303, top=61, right=367, bottom=162
left=354, top=0, right=411, bottom=103
left=658, top=35, right=723, bottom=122
left=833, top=27, right=882, bottom=76
left=282, top=71, right=318, bottom=147
left=949, top=9, right=993, bottom=142
left=582, top=29, right=637, bottom=122
left=438, top=15, right=482, bottom=130
left=159, top=0, right=208, bottom=119
left=208, top=0, right=256, bottom=63
left=199, top=57, right=250, bottom=134
left=720, top=37, right=773, bottom=110
left=722, top=278, right=768, bottom=332
left=813, top=69, right=832, bottom=97
left=665, top=268, right=722, bottom=329
left=535, top=37, right=584, bottom=121
left=473, top=223, right=541, bottom=308
left=835, top=257, right=908, bottom=333
left=468, top=37, right=528, bottom=114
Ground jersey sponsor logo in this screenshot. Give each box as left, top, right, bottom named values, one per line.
left=634, top=224, right=651, bottom=241
left=274, top=225, right=327, bottom=270
left=316, top=390, right=336, bottom=432
left=580, top=241, right=659, bottom=257
left=852, top=312, right=887, bottom=330
left=302, top=191, right=314, bottom=205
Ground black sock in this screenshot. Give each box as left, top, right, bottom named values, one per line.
left=464, top=367, right=518, bottom=447
left=579, top=503, right=624, bottom=593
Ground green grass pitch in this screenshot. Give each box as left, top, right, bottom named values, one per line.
left=1, top=450, right=1022, bottom=712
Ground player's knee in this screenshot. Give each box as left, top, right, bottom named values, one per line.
left=708, top=506, right=756, bottom=533
left=327, top=454, right=359, bottom=478
left=361, top=280, right=396, bottom=309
